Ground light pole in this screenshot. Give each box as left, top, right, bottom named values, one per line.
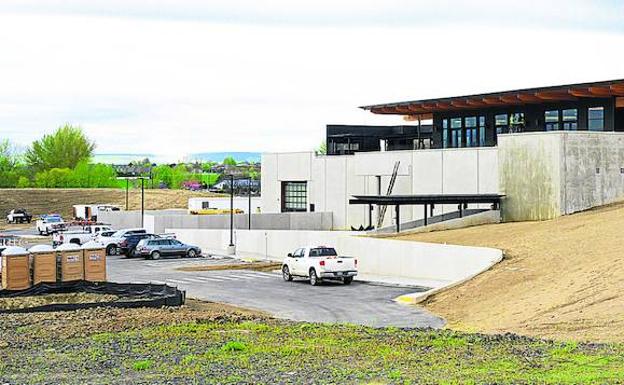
left=229, top=175, right=234, bottom=247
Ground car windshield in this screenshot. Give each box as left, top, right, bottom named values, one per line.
left=46, top=217, right=61, bottom=223
left=111, top=230, right=125, bottom=237
left=310, top=247, right=338, bottom=257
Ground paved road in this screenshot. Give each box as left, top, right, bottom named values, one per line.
left=108, top=256, right=445, bottom=329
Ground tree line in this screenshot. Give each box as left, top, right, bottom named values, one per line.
left=0, top=124, right=252, bottom=189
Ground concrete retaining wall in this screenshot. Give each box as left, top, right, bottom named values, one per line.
left=262, top=148, right=499, bottom=230
left=169, top=228, right=503, bottom=287
left=498, top=131, right=624, bottom=221
left=100, top=210, right=333, bottom=233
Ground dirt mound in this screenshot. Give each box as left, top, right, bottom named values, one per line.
left=0, top=188, right=222, bottom=219
left=392, top=201, right=624, bottom=343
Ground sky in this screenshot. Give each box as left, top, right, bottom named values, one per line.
left=0, top=0, right=623, bottom=160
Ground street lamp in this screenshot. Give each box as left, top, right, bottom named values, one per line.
left=116, top=176, right=151, bottom=227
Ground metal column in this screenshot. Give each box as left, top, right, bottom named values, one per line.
left=395, top=205, right=400, bottom=233
left=229, top=175, right=234, bottom=247
left=424, top=204, right=428, bottom=226
left=140, top=178, right=145, bottom=227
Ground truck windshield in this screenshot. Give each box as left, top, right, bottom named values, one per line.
left=46, top=217, right=61, bottom=223
left=310, top=248, right=338, bottom=257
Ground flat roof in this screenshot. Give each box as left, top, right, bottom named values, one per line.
left=360, top=78, right=624, bottom=116
left=349, top=194, right=504, bottom=206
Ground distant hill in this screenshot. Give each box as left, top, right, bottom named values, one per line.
left=184, top=152, right=261, bottom=163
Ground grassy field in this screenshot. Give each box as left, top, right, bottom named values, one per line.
left=0, top=188, right=222, bottom=220
left=391, top=201, right=624, bottom=343
left=1, top=300, right=623, bottom=384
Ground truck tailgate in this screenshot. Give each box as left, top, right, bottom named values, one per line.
left=322, top=257, right=356, bottom=272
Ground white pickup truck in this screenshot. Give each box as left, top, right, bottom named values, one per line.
left=36, top=215, right=67, bottom=235
left=281, top=246, right=358, bottom=286
left=52, top=224, right=113, bottom=246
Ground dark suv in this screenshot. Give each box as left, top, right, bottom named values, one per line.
left=119, top=233, right=160, bottom=257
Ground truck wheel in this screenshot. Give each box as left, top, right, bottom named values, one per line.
left=309, top=268, right=321, bottom=286
left=282, top=265, right=293, bottom=281
left=343, top=276, right=353, bottom=285
left=151, top=251, right=161, bottom=260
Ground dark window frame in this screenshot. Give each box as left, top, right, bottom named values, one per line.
left=281, top=181, right=307, bottom=212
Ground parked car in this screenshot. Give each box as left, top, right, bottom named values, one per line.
left=6, top=209, right=32, bottom=224
left=118, top=233, right=161, bottom=257
left=52, top=224, right=113, bottom=246
left=36, top=215, right=67, bottom=235
left=281, top=246, right=357, bottom=285
left=134, top=238, right=201, bottom=260
left=97, top=228, right=147, bottom=255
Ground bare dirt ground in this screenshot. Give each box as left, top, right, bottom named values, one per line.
left=392, top=201, right=624, bottom=343
left=176, top=261, right=282, bottom=273
left=0, top=188, right=223, bottom=221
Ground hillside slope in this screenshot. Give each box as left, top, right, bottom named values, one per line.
left=393, top=202, right=624, bottom=343
left=0, top=188, right=221, bottom=219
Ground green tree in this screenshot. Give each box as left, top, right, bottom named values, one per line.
left=25, top=124, right=95, bottom=172
left=223, top=156, right=237, bottom=166
left=317, top=140, right=327, bottom=155
left=16, top=176, right=30, bottom=188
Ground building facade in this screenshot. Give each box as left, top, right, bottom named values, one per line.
left=262, top=80, right=624, bottom=229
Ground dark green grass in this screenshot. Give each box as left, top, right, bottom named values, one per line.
left=1, top=321, right=623, bottom=384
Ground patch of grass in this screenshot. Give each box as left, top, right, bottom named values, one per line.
left=132, top=359, right=153, bottom=371
left=2, top=317, right=624, bottom=384
left=221, top=341, right=247, bottom=352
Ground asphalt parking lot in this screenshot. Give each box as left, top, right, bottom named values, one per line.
left=108, top=256, right=445, bottom=329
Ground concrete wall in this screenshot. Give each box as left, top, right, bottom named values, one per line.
left=169, top=228, right=503, bottom=287
left=498, top=131, right=624, bottom=221
left=262, top=148, right=499, bottom=230
left=99, top=210, right=333, bottom=233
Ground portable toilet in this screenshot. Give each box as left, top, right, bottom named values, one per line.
left=56, top=243, right=84, bottom=282
left=1, top=246, right=31, bottom=290
left=82, top=241, right=107, bottom=282
left=29, top=244, right=57, bottom=284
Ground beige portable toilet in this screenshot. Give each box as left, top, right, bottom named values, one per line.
left=1, top=246, right=31, bottom=290
left=56, top=243, right=84, bottom=282
left=29, top=244, right=57, bottom=285
left=82, top=241, right=107, bottom=282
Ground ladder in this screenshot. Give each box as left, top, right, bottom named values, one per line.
left=376, top=161, right=400, bottom=229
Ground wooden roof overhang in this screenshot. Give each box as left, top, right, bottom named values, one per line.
left=361, top=79, right=624, bottom=117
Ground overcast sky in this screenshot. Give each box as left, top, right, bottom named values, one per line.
left=0, top=1, right=623, bottom=159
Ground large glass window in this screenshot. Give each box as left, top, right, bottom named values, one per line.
left=588, top=107, right=605, bottom=131
left=545, top=110, right=559, bottom=131
left=562, top=109, right=578, bottom=130
left=442, top=119, right=449, bottom=148
left=281, top=181, right=307, bottom=212
left=509, top=113, right=525, bottom=133
left=465, top=117, right=477, bottom=147
left=451, top=117, right=462, bottom=148
left=495, top=114, right=508, bottom=135
left=479, top=116, right=486, bottom=146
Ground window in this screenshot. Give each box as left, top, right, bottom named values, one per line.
left=562, top=109, right=578, bottom=130
left=479, top=116, right=486, bottom=146
left=202, top=201, right=210, bottom=209
left=545, top=110, right=559, bottom=131
left=509, top=113, right=525, bottom=133
left=310, top=247, right=338, bottom=257
left=293, top=248, right=304, bottom=257
left=442, top=119, right=449, bottom=148
left=495, top=114, right=508, bottom=135
left=451, top=117, right=462, bottom=148
left=465, top=117, right=477, bottom=147
left=588, top=107, right=605, bottom=131
left=281, top=181, right=307, bottom=212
